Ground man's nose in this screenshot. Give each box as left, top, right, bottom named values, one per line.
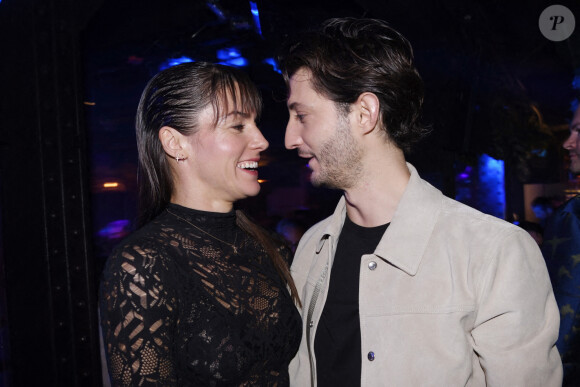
left=285, top=121, right=303, bottom=150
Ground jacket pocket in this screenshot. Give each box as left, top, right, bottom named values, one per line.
left=360, top=305, right=478, bottom=386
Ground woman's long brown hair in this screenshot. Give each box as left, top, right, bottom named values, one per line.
left=236, top=210, right=301, bottom=307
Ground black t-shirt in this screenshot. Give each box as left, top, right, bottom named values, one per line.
left=314, top=216, right=389, bottom=387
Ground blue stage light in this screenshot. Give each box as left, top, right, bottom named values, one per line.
left=264, top=58, right=281, bottom=74
left=478, top=153, right=505, bottom=219
left=572, top=74, right=580, bottom=90
left=159, top=56, right=194, bottom=70
left=455, top=154, right=505, bottom=219
left=219, top=57, right=248, bottom=67
left=531, top=149, right=547, bottom=158
left=207, top=1, right=226, bottom=21
left=250, top=1, right=263, bottom=37
left=98, top=219, right=131, bottom=240
left=217, top=47, right=241, bottom=60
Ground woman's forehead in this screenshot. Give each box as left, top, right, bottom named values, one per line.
left=214, top=88, right=258, bottom=116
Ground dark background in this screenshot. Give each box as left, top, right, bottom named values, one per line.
left=0, top=0, right=579, bottom=385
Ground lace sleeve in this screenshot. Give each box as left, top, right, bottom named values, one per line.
left=100, top=241, right=177, bottom=386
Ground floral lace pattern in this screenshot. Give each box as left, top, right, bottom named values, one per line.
left=100, top=204, right=302, bottom=386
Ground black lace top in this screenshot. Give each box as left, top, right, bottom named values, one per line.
left=99, top=203, right=302, bottom=386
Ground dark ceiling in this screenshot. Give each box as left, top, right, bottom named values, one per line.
left=81, top=0, right=580, bottom=186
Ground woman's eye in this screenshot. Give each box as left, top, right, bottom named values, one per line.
left=232, top=124, right=244, bottom=131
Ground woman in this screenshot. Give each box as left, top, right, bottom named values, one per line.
left=99, top=62, right=302, bottom=386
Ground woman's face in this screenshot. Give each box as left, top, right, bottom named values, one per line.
left=184, top=95, right=268, bottom=209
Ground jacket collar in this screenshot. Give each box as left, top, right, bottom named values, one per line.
left=316, top=197, right=347, bottom=253
left=318, top=163, right=442, bottom=275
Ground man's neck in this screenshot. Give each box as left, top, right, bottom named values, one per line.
left=343, top=151, right=410, bottom=227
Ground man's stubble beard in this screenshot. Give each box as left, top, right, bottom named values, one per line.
left=311, top=114, right=364, bottom=190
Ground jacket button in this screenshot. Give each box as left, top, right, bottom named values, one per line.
left=368, top=261, right=377, bottom=270
left=368, top=351, right=375, bottom=361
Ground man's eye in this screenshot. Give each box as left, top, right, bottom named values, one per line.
left=296, top=114, right=305, bottom=123
left=232, top=124, right=244, bottom=131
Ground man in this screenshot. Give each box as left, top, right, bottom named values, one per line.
left=278, top=17, right=562, bottom=386
left=542, top=104, right=580, bottom=386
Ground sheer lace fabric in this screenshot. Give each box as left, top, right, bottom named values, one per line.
left=99, top=204, right=302, bottom=386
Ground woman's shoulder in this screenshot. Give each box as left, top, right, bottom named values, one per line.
left=112, top=220, right=165, bottom=251
left=104, top=220, right=176, bottom=277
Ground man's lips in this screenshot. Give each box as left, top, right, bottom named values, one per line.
left=297, top=150, right=314, bottom=159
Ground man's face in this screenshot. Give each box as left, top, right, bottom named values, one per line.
left=285, top=68, right=362, bottom=189
left=563, top=106, right=580, bottom=175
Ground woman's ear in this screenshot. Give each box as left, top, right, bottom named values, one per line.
left=159, top=126, right=188, bottom=161
left=356, top=92, right=380, bottom=135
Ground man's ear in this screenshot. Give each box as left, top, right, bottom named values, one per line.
left=159, top=126, right=187, bottom=159
left=356, top=92, right=380, bottom=135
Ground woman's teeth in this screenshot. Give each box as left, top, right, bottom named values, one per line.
left=237, top=161, right=258, bottom=170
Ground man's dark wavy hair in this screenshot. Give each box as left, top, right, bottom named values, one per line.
left=277, top=17, right=429, bottom=152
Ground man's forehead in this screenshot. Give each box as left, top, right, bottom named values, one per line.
left=289, top=67, right=313, bottom=82
left=287, top=68, right=321, bottom=108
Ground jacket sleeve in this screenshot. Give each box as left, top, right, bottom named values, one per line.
left=471, top=228, right=562, bottom=386
left=99, top=244, right=177, bottom=386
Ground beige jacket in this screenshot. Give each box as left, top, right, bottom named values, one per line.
left=289, top=164, right=562, bottom=386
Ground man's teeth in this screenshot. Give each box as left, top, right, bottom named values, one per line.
left=237, top=161, right=258, bottom=169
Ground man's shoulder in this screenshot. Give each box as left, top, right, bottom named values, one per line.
left=560, top=194, right=580, bottom=216
left=410, top=170, right=517, bottom=234
left=441, top=194, right=508, bottom=223
left=429, top=197, right=540, bottom=274
left=436, top=194, right=525, bottom=242
left=544, top=194, right=580, bottom=238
